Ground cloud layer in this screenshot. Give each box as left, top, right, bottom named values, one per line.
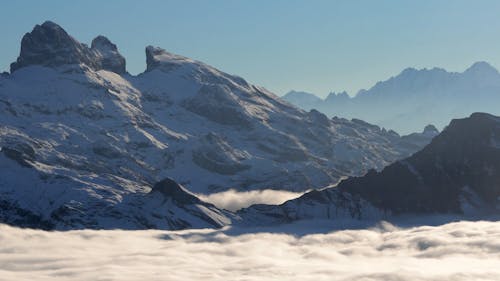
left=197, top=189, right=306, bottom=211
left=1, top=220, right=500, bottom=281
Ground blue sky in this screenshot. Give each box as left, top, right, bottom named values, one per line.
left=1, top=0, right=500, bottom=97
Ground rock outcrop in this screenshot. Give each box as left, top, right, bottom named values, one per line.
left=240, top=113, right=500, bottom=225
left=10, top=21, right=126, bottom=74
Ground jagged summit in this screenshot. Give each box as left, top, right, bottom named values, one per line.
left=422, top=124, right=439, bottom=136
left=91, top=35, right=126, bottom=74
left=324, top=91, right=350, bottom=103
left=10, top=21, right=126, bottom=74
left=284, top=61, right=500, bottom=134
left=146, top=45, right=206, bottom=72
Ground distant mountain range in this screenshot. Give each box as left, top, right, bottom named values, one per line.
left=0, top=22, right=435, bottom=230
left=240, top=112, right=500, bottom=224
left=283, top=62, right=500, bottom=134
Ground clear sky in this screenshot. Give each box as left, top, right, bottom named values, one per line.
left=1, top=0, right=500, bottom=97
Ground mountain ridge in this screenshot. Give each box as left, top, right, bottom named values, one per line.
left=0, top=21, right=435, bottom=230
left=283, top=62, right=500, bottom=134
left=239, top=112, right=500, bottom=225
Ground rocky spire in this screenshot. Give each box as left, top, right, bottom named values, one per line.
left=145, top=45, right=190, bottom=72
left=145, top=46, right=163, bottom=72
left=422, top=124, right=439, bottom=136
left=91, top=35, right=126, bottom=74
left=10, top=21, right=126, bottom=74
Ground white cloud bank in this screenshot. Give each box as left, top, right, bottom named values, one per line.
left=1, top=220, right=500, bottom=281
left=197, top=189, right=306, bottom=211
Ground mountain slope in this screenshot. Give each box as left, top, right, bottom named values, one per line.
left=283, top=63, right=500, bottom=134
left=0, top=21, right=433, bottom=229
left=240, top=113, right=500, bottom=225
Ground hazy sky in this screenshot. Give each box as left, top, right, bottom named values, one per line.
left=1, top=0, right=500, bottom=97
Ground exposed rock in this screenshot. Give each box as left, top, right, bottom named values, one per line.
left=1, top=144, right=35, bottom=168
left=150, top=178, right=202, bottom=205
left=10, top=21, right=126, bottom=74
left=241, top=113, right=500, bottom=225
left=91, top=35, right=126, bottom=74
left=192, top=133, right=251, bottom=175
left=11, top=21, right=94, bottom=72
left=147, top=178, right=233, bottom=229
left=423, top=124, right=439, bottom=136
left=307, top=109, right=330, bottom=127
left=183, top=84, right=253, bottom=128
left=145, top=45, right=186, bottom=72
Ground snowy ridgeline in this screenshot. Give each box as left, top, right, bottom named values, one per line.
left=283, top=61, right=500, bottom=134
left=0, top=21, right=437, bottom=230
left=1, top=219, right=500, bottom=281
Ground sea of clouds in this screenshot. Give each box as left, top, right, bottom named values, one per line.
left=197, top=189, right=306, bottom=211
left=1, top=220, right=500, bottom=281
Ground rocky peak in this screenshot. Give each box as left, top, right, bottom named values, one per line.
left=145, top=45, right=192, bottom=72
left=10, top=21, right=95, bottom=72
left=422, top=124, right=439, bottom=136
left=91, top=35, right=126, bottom=74
left=145, top=46, right=163, bottom=71
left=150, top=178, right=202, bottom=205
left=465, top=61, right=499, bottom=76
left=10, top=21, right=126, bottom=74
left=91, top=35, right=116, bottom=50
left=308, top=109, right=330, bottom=126
left=325, top=91, right=350, bottom=103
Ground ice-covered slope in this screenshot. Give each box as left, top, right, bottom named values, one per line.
left=283, top=63, right=500, bottom=134
left=0, top=21, right=433, bottom=229
left=240, top=113, right=500, bottom=225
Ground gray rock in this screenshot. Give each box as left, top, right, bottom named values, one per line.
left=145, top=45, right=184, bottom=73
left=10, top=21, right=126, bottom=74
left=150, top=178, right=203, bottom=205
left=91, top=35, right=126, bottom=74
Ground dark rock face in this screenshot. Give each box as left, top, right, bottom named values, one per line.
left=10, top=21, right=126, bottom=74
left=10, top=21, right=95, bottom=72
left=339, top=113, right=500, bottom=214
left=423, top=124, right=439, bottom=135
left=144, top=45, right=187, bottom=73
left=1, top=143, right=36, bottom=168
left=150, top=178, right=203, bottom=205
left=398, top=124, right=440, bottom=152
left=145, top=46, right=164, bottom=72
left=0, top=199, right=54, bottom=230
left=241, top=113, right=500, bottom=224
left=307, top=109, right=330, bottom=127
left=148, top=178, right=230, bottom=229
left=91, top=35, right=126, bottom=74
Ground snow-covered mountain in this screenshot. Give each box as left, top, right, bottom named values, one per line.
left=0, top=21, right=434, bottom=230
left=283, top=63, right=500, bottom=134
left=240, top=113, right=500, bottom=225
